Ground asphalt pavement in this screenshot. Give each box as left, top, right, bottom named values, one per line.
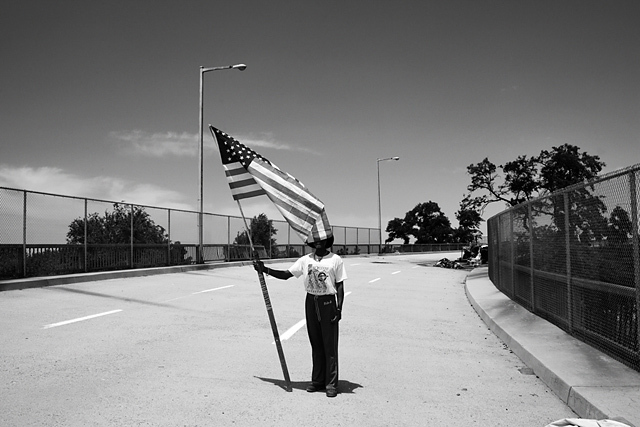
left=1, top=252, right=637, bottom=426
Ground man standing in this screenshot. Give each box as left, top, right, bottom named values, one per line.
left=254, top=235, right=346, bottom=397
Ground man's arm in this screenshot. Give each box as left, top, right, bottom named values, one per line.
left=335, top=281, right=344, bottom=311
left=331, top=281, right=344, bottom=323
left=253, top=260, right=293, bottom=280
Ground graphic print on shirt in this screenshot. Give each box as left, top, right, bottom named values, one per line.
left=307, top=264, right=329, bottom=293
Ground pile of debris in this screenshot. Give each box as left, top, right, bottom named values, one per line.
left=433, top=244, right=489, bottom=270
left=434, top=258, right=465, bottom=269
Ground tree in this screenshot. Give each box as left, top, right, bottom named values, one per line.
left=234, top=213, right=278, bottom=256
left=67, top=203, right=168, bottom=244
left=453, top=202, right=484, bottom=243
left=385, top=217, right=412, bottom=244
left=464, top=144, right=605, bottom=213
left=385, top=201, right=454, bottom=244
left=539, top=144, right=605, bottom=193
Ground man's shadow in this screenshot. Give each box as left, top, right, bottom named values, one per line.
left=255, top=376, right=363, bottom=394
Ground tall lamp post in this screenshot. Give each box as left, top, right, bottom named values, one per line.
left=198, top=63, right=246, bottom=264
left=377, top=157, right=400, bottom=253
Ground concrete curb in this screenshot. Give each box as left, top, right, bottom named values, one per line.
left=0, top=259, right=292, bottom=292
left=0, top=252, right=389, bottom=292
left=465, top=267, right=639, bottom=427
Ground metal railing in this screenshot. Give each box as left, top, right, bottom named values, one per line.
left=0, top=186, right=466, bottom=281
left=0, top=186, right=389, bottom=280
left=487, top=163, right=640, bottom=372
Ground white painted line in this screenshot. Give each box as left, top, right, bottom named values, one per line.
left=391, top=270, right=401, bottom=275
left=164, top=285, right=235, bottom=302
left=273, top=291, right=353, bottom=344
left=43, top=310, right=122, bottom=329
left=350, top=263, right=361, bottom=266
left=279, top=319, right=306, bottom=342
left=192, top=285, right=234, bottom=294
left=369, top=278, right=381, bottom=283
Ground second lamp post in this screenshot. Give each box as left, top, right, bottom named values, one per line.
left=377, top=156, right=400, bottom=252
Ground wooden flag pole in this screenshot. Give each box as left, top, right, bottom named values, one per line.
left=236, top=200, right=293, bottom=392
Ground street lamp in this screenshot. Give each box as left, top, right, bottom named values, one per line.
left=377, top=156, right=400, bottom=253
left=198, top=63, right=246, bottom=263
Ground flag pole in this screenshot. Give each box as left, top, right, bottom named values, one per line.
left=236, top=200, right=293, bottom=392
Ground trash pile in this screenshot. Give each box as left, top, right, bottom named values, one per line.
left=433, top=244, right=489, bottom=269
left=434, top=258, right=465, bottom=269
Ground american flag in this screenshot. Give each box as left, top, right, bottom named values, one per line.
left=210, top=126, right=333, bottom=242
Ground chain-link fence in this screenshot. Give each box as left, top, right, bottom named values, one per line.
left=1, top=186, right=462, bottom=281
left=487, top=163, right=640, bottom=372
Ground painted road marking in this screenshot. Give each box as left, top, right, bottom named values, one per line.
left=43, top=310, right=123, bottom=329
left=279, top=319, right=306, bottom=342
left=369, top=278, right=381, bottom=283
left=273, top=292, right=352, bottom=344
left=192, top=285, right=234, bottom=294
left=161, top=285, right=236, bottom=302
left=392, top=270, right=401, bottom=274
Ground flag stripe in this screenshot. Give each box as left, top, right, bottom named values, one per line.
left=232, top=189, right=267, bottom=200
left=231, top=183, right=264, bottom=195
left=229, top=178, right=259, bottom=190
left=224, top=164, right=250, bottom=177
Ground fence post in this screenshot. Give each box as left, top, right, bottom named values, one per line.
left=628, top=171, right=639, bottom=360
left=22, top=191, right=27, bottom=278
left=227, top=215, right=231, bottom=262
left=509, top=210, right=515, bottom=297
left=130, top=204, right=134, bottom=268
left=344, top=227, right=347, bottom=254
left=84, top=199, right=88, bottom=272
left=167, top=209, right=171, bottom=266
left=369, top=228, right=373, bottom=254
left=490, top=218, right=496, bottom=283
left=528, top=203, right=535, bottom=311
left=564, top=192, right=573, bottom=332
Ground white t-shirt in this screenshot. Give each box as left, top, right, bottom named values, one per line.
left=288, top=252, right=347, bottom=295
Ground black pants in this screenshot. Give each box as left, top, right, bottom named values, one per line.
left=305, top=293, right=339, bottom=390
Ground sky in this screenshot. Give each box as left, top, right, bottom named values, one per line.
left=1, top=0, right=638, bottom=243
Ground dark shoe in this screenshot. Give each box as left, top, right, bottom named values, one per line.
left=326, top=388, right=338, bottom=398
left=306, top=384, right=325, bottom=393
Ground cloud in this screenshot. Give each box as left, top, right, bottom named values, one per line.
left=238, top=135, right=321, bottom=155
left=0, top=165, right=194, bottom=211
left=110, top=130, right=198, bottom=157
left=110, top=130, right=320, bottom=157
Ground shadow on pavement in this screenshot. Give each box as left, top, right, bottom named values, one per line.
left=44, top=286, right=180, bottom=309
left=255, top=376, right=363, bottom=394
